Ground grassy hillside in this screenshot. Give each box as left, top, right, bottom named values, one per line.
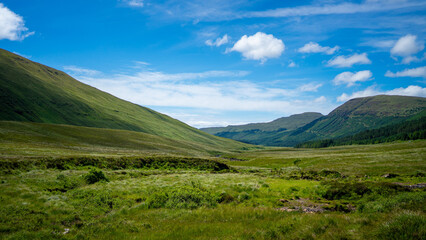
left=309, top=95, right=426, bottom=137
left=0, top=121, right=253, bottom=159
left=201, top=112, right=323, bottom=144
left=209, top=95, right=426, bottom=147
left=0, top=49, right=245, bottom=148
left=273, top=95, right=426, bottom=146
left=202, top=112, right=323, bottom=134
left=296, top=111, right=426, bottom=148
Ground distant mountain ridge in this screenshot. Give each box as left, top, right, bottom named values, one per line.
left=202, top=95, right=426, bottom=146
left=201, top=112, right=323, bottom=145
left=202, top=112, right=323, bottom=134
left=295, top=111, right=426, bottom=148
left=289, top=95, right=426, bottom=141
left=0, top=48, right=246, bottom=150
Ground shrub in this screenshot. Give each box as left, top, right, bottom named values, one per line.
left=359, top=192, right=426, bottom=213
left=372, top=182, right=411, bottom=196
left=238, top=192, right=251, bottom=202
left=145, top=184, right=218, bottom=209
left=145, top=191, right=168, bottom=209
left=413, top=172, right=425, bottom=177
left=322, top=182, right=371, bottom=200
left=165, top=186, right=217, bottom=209
left=70, top=189, right=127, bottom=213
left=85, top=169, right=109, bottom=184
left=0, top=156, right=233, bottom=172
left=376, top=212, right=426, bottom=240
left=319, top=170, right=342, bottom=178
left=287, top=170, right=343, bottom=180
left=218, top=192, right=234, bottom=203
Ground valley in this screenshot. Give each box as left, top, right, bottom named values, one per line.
left=0, top=49, right=425, bottom=239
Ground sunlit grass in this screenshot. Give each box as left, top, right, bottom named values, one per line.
left=226, top=140, right=426, bottom=175
left=0, top=126, right=425, bottom=239
left=1, top=165, right=425, bottom=239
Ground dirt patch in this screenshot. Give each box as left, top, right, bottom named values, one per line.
left=393, top=182, right=426, bottom=189
left=277, top=198, right=355, bottom=213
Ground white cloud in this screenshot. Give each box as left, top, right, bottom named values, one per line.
left=124, top=0, right=144, bottom=7
left=131, top=61, right=152, bottom=70
left=333, top=70, right=373, bottom=87
left=205, top=34, right=229, bottom=47
left=337, top=85, right=426, bottom=102
left=298, top=83, right=322, bottom=92
left=337, top=86, right=379, bottom=102
left=385, top=66, right=426, bottom=78
left=369, top=40, right=396, bottom=49
left=409, top=52, right=426, bottom=64
left=134, top=61, right=150, bottom=66
left=327, top=53, right=372, bottom=68
left=391, top=34, right=425, bottom=64
left=229, top=32, right=285, bottom=63
left=160, top=111, right=254, bottom=128
left=298, top=42, right=339, bottom=55
left=314, top=96, right=327, bottom=103
left=401, top=55, right=421, bottom=64
left=399, top=52, right=426, bottom=64
left=386, top=85, right=426, bottom=96
left=74, top=68, right=334, bottom=116
left=391, top=34, right=424, bottom=57
left=246, top=0, right=425, bottom=18
left=63, top=66, right=102, bottom=76
left=144, top=0, right=425, bottom=23
left=188, top=120, right=236, bottom=129
left=122, top=70, right=250, bottom=83
left=0, top=3, right=34, bottom=41
left=288, top=61, right=297, bottom=68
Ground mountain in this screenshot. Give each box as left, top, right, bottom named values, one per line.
left=0, top=121, right=250, bottom=158
left=202, top=112, right=323, bottom=134
left=202, top=95, right=426, bottom=147
left=281, top=95, right=426, bottom=145
left=0, top=48, right=246, bottom=150
left=295, top=110, right=426, bottom=148
left=200, top=112, right=323, bottom=144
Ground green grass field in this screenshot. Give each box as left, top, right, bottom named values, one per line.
left=0, top=121, right=251, bottom=159
left=1, top=165, right=425, bottom=239
left=0, top=121, right=425, bottom=239
left=225, top=140, right=426, bottom=176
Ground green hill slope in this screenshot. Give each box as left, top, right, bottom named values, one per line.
left=295, top=110, right=426, bottom=148
left=200, top=112, right=323, bottom=144
left=202, top=112, right=323, bottom=134
left=0, top=48, right=245, bottom=149
left=0, top=121, right=250, bottom=158
left=278, top=95, right=426, bottom=146
left=203, top=95, right=426, bottom=147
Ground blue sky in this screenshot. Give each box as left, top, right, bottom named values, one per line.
left=1, top=0, right=426, bottom=128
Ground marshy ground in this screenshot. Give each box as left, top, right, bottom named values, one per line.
left=0, top=140, right=425, bottom=239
